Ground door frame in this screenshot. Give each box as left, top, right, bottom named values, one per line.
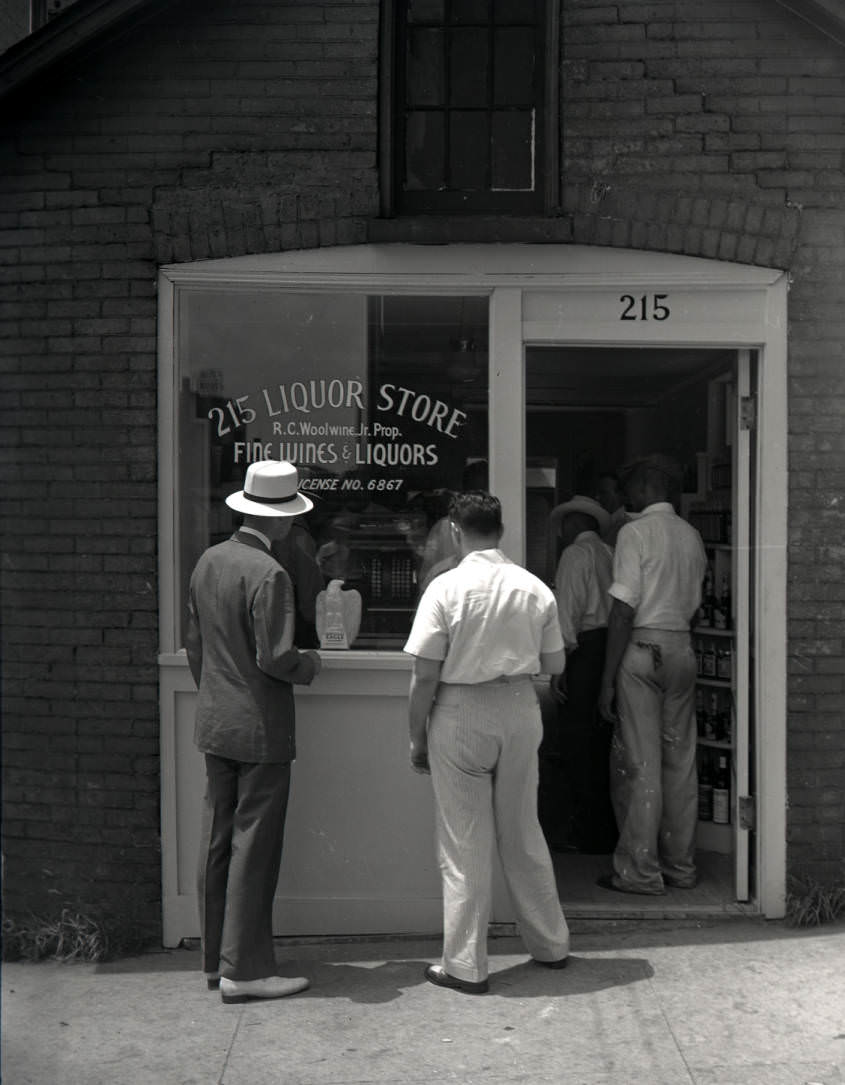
left=158, top=244, right=788, bottom=934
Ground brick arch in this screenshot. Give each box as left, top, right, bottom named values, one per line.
left=152, top=188, right=372, bottom=267
left=564, top=181, right=803, bottom=270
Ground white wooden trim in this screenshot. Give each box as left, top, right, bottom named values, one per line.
left=734, top=350, right=752, bottom=902
left=157, top=273, right=177, bottom=655
left=490, top=288, right=526, bottom=565
left=755, top=278, right=789, bottom=919
left=160, top=244, right=783, bottom=288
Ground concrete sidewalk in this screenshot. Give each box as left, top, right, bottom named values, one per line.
left=2, top=918, right=844, bottom=1085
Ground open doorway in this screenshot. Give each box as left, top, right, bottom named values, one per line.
left=525, top=345, right=753, bottom=916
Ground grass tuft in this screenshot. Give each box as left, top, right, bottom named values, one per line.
left=2, top=907, right=152, bottom=963
left=785, top=876, right=845, bottom=928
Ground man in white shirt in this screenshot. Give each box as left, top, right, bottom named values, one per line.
left=404, top=491, right=570, bottom=994
left=598, top=455, right=707, bottom=895
left=544, top=496, right=617, bottom=854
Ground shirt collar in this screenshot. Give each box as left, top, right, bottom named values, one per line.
left=640, top=501, right=674, bottom=516
left=574, top=530, right=600, bottom=544
left=239, top=525, right=272, bottom=549
left=463, top=547, right=508, bottom=564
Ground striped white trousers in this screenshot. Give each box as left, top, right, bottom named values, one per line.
left=428, top=678, right=570, bottom=983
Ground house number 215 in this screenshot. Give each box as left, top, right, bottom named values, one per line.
left=619, top=293, right=670, bottom=321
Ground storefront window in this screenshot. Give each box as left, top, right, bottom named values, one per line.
left=175, top=288, right=489, bottom=649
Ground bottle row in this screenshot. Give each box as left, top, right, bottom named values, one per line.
left=698, top=749, right=731, bottom=824
left=694, top=638, right=733, bottom=681
left=696, top=687, right=732, bottom=744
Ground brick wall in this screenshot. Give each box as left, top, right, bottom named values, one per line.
left=0, top=0, right=381, bottom=939
left=1, top=0, right=843, bottom=936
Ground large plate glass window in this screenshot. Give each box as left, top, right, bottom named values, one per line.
left=175, top=288, right=488, bottom=649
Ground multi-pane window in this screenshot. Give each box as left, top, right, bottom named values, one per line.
left=392, top=0, right=548, bottom=214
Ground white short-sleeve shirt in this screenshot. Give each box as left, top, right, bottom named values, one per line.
left=554, top=530, right=614, bottom=651
left=609, top=502, right=708, bottom=630
left=403, top=548, right=564, bottom=684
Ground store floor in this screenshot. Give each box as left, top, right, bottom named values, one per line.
left=551, top=850, right=748, bottom=920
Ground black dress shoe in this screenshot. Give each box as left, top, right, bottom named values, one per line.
left=663, top=875, right=698, bottom=889
left=596, top=873, right=665, bottom=896
left=424, top=964, right=489, bottom=994
left=533, top=956, right=569, bottom=969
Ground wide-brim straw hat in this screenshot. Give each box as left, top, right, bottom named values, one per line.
left=225, top=460, right=314, bottom=517
left=549, top=495, right=610, bottom=535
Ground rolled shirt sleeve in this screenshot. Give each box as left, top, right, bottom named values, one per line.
left=404, top=585, right=449, bottom=661
left=554, top=546, right=589, bottom=651
left=540, top=597, right=566, bottom=656
left=609, top=523, right=642, bottom=611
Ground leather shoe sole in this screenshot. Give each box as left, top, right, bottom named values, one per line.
left=220, top=976, right=310, bottom=1003
left=424, top=964, right=488, bottom=994
left=596, top=873, right=665, bottom=896
left=533, top=956, right=569, bottom=969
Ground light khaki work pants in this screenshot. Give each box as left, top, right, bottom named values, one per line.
left=611, top=629, right=698, bottom=893
left=428, top=678, right=570, bottom=984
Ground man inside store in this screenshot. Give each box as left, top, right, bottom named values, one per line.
left=404, top=490, right=570, bottom=994
left=186, top=459, right=323, bottom=1003
left=598, top=454, right=707, bottom=895
left=542, top=496, right=618, bottom=854
left=595, top=471, right=629, bottom=547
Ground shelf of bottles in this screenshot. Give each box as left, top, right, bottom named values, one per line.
left=694, top=540, right=734, bottom=834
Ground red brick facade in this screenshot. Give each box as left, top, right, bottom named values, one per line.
left=1, top=0, right=843, bottom=940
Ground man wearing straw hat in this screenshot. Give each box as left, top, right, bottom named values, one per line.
left=186, top=460, right=322, bottom=1004
left=544, top=495, right=617, bottom=855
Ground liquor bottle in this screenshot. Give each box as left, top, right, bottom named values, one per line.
left=706, top=691, right=719, bottom=739
left=702, top=639, right=717, bottom=678
left=716, top=696, right=731, bottom=742
left=694, top=638, right=703, bottom=675
left=713, top=573, right=730, bottom=630
left=712, top=755, right=730, bottom=824
left=695, top=688, right=706, bottom=736
left=699, top=565, right=715, bottom=627
left=720, top=573, right=732, bottom=630
left=698, top=756, right=713, bottom=821
left=717, top=644, right=732, bottom=682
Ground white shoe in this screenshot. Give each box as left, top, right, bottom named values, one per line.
left=219, top=975, right=310, bottom=1004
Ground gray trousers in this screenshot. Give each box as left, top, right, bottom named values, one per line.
left=428, top=679, right=570, bottom=983
left=611, top=629, right=698, bottom=892
left=197, top=754, right=291, bottom=981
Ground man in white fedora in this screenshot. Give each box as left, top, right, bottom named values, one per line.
left=543, top=496, right=617, bottom=854
left=185, top=460, right=322, bottom=1004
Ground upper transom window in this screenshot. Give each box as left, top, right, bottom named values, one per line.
left=390, top=0, right=549, bottom=215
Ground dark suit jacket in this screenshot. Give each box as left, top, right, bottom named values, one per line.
left=185, top=530, right=319, bottom=763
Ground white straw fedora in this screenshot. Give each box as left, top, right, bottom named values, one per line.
left=549, top=495, right=610, bottom=535
left=225, top=460, right=314, bottom=518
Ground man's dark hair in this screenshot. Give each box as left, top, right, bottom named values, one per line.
left=622, top=454, right=683, bottom=503
left=449, top=490, right=502, bottom=537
